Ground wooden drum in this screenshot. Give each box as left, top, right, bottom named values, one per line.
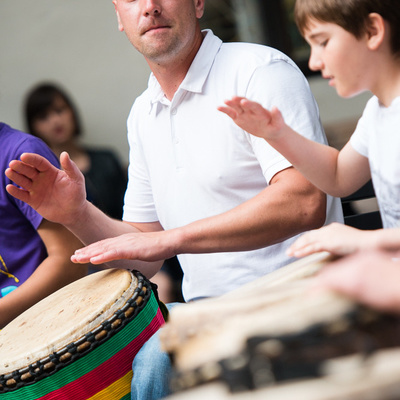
left=0, top=268, right=166, bottom=400
left=160, top=253, right=400, bottom=396
left=165, top=348, right=400, bottom=400
left=161, top=251, right=333, bottom=353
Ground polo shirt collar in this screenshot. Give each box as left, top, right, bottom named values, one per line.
left=148, top=29, right=222, bottom=104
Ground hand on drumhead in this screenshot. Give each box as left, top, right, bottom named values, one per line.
left=72, top=230, right=175, bottom=267
left=6, top=152, right=87, bottom=226
left=316, top=250, right=400, bottom=315
left=287, top=223, right=370, bottom=258
left=218, top=96, right=286, bottom=140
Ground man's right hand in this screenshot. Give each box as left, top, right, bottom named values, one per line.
left=6, top=151, right=87, bottom=226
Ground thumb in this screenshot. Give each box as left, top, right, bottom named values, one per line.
left=60, top=151, right=82, bottom=181
left=271, top=106, right=283, bottom=120
left=270, top=106, right=286, bottom=129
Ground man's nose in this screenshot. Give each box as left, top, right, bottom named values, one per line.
left=143, top=0, right=161, bottom=16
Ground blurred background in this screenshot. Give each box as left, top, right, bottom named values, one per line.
left=0, top=0, right=372, bottom=165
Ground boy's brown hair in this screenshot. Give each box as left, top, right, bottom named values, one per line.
left=294, top=0, right=400, bottom=57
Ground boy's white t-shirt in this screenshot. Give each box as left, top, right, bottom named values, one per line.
left=351, top=96, right=400, bottom=228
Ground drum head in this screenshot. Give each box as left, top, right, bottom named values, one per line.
left=0, top=268, right=137, bottom=374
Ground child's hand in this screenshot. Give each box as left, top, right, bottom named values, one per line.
left=218, top=96, right=286, bottom=140
left=287, top=223, right=370, bottom=258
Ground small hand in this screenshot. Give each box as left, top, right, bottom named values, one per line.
left=288, top=223, right=368, bottom=258
left=218, top=96, right=285, bottom=140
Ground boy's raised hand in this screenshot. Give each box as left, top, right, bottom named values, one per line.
left=218, top=96, right=286, bottom=140
left=5, top=151, right=87, bottom=226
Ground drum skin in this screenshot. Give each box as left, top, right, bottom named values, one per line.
left=0, top=268, right=165, bottom=400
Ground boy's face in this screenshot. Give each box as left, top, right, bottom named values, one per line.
left=304, top=18, right=371, bottom=98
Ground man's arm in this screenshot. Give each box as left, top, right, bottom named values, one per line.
left=174, top=167, right=326, bottom=252
left=72, top=167, right=326, bottom=265
left=5, top=151, right=164, bottom=276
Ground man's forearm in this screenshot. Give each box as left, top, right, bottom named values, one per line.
left=67, top=201, right=165, bottom=274
left=70, top=169, right=325, bottom=269
left=173, top=170, right=326, bottom=255
left=64, top=200, right=134, bottom=246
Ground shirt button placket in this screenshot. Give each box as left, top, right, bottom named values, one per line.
left=170, top=106, right=182, bottom=169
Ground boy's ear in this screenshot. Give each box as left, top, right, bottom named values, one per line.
left=366, top=13, right=385, bottom=51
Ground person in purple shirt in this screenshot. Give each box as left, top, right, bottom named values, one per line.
left=0, top=122, right=87, bottom=328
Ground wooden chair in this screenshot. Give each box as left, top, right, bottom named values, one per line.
left=341, top=180, right=382, bottom=230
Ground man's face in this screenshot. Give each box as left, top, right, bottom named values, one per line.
left=113, top=0, right=205, bottom=64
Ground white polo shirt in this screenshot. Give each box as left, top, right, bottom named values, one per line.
left=123, top=30, right=343, bottom=301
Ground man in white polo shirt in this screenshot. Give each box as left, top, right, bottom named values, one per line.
left=122, top=27, right=343, bottom=302
left=6, top=0, right=343, bottom=398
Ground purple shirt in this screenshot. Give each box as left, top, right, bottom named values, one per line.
left=0, top=123, right=60, bottom=297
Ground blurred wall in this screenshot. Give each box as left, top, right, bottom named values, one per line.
left=0, top=0, right=151, bottom=164
left=0, top=1, right=371, bottom=164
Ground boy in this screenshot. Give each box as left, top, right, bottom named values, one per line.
left=219, top=0, right=400, bottom=258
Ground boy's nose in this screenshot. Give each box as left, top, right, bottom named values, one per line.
left=308, top=50, right=323, bottom=72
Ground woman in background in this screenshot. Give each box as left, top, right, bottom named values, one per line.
left=24, top=83, right=127, bottom=220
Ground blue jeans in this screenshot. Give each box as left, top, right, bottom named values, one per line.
left=131, top=302, right=179, bottom=400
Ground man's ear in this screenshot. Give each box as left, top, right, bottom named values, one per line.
left=194, top=0, right=205, bottom=19
left=366, top=12, right=385, bottom=51
left=113, top=0, right=125, bottom=32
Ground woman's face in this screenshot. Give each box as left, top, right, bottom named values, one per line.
left=32, top=95, right=76, bottom=147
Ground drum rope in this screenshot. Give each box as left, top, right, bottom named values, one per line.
left=0, top=271, right=166, bottom=399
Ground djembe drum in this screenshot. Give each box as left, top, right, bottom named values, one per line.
left=160, top=253, right=400, bottom=397
left=0, top=268, right=166, bottom=400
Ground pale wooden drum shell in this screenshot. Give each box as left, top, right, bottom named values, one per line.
left=165, top=348, right=400, bottom=400
left=160, top=252, right=333, bottom=364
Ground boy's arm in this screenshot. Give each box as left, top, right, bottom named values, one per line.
left=219, top=97, right=371, bottom=197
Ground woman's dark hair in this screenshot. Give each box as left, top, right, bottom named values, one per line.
left=24, top=83, right=82, bottom=137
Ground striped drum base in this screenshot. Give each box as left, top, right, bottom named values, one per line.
left=0, top=270, right=166, bottom=400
